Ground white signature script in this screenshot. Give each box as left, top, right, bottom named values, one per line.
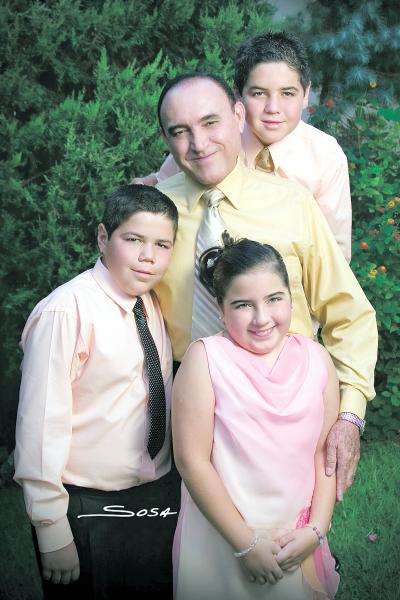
left=77, top=505, right=178, bottom=519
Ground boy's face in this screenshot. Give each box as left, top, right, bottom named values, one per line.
left=97, top=211, right=174, bottom=297
left=240, top=61, right=310, bottom=146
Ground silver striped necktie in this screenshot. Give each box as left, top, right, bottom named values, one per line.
left=191, top=188, right=226, bottom=341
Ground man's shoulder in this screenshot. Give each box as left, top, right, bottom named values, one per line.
left=244, top=165, right=313, bottom=201
left=156, top=171, right=185, bottom=195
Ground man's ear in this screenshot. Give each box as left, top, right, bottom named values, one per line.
left=303, top=82, right=311, bottom=109
left=234, top=100, right=246, bottom=133
left=97, top=223, right=108, bottom=253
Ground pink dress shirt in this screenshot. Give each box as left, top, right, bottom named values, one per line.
left=14, top=258, right=173, bottom=553
left=156, top=120, right=352, bottom=261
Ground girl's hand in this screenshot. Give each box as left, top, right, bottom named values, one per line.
left=239, top=537, right=284, bottom=585
left=275, top=528, right=319, bottom=571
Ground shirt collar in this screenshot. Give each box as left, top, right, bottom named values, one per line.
left=241, top=119, right=305, bottom=171
left=267, top=120, right=304, bottom=168
left=185, top=158, right=247, bottom=212
left=91, top=257, right=138, bottom=314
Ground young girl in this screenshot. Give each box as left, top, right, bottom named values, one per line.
left=172, top=237, right=340, bottom=599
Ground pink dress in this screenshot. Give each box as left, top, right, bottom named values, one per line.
left=173, top=334, right=339, bottom=599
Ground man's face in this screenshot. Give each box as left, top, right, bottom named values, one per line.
left=160, top=78, right=245, bottom=186
left=240, top=61, right=310, bottom=146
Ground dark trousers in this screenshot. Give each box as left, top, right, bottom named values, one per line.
left=32, top=465, right=181, bottom=599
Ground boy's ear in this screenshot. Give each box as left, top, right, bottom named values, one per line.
left=97, top=223, right=108, bottom=253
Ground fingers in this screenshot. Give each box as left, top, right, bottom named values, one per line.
left=71, top=564, right=81, bottom=582
left=248, top=563, right=283, bottom=585
left=42, top=566, right=80, bottom=585
left=278, top=532, right=295, bottom=547
left=325, top=431, right=338, bottom=476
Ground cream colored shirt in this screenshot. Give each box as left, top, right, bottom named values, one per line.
left=156, top=160, right=377, bottom=419
left=14, top=258, right=173, bottom=553
left=156, top=120, right=352, bottom=261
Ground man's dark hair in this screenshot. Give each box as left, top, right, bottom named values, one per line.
left=102, top=184, right=178, bottom=239
left=234, top=31, right=311, bottom=94
left=157, top=72, right=236, bottom=133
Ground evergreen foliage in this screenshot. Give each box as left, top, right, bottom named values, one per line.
left=291, top=0, right=400, bottom=104
left=1, top=0, right=398, bottom=445
left=308, top=98, right=400, bottom=439
left=0, top=0, right=277, bottom=447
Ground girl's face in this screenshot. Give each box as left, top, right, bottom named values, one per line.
left=221, top=266, right=292, bottom=358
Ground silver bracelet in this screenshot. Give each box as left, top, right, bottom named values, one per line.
left=233, top=534, right=260, bottom=558
left=304, top=523, right=325, bottom=545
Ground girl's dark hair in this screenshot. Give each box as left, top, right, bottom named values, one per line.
left=199, top=232, right=290, bottom=305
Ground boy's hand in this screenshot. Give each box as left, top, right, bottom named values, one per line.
left=130, top=174, right=158, bottom=186
left=239, top=538, right=283, bottom=585
left=40, top=540, right=80, bottom=585
left=276, top=528, right=319, bottom=571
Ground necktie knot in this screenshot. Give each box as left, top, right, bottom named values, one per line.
left=133, top=296, right=146, bottom=320
left=203, top=188, right=225, bottom=209
left=256, top=147, right=275, bottom=173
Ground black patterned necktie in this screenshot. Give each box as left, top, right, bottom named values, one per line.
left=133, top=296, right=166, bottom=459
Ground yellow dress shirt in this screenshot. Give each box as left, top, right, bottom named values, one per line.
left=156, top=120, right=352, bottom=261
left=156, top=160, right=377, bottom=419
left=14, top=258, right=173, bottom=553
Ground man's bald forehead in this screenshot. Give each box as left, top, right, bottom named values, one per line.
left=157, top=73, right=236, bottom=131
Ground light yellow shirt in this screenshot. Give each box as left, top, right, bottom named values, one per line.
left=14, top=258, right=173, bottom=553
left=156, top=160, right=377, bottom=419
left=156, top=120, right=352, bottom=261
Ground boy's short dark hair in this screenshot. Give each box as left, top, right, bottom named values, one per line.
left=102, top=184, right=178, bottom=239
left=234, top=31, right=311, bottom=94
left=157, top=72, right=236, bottom=133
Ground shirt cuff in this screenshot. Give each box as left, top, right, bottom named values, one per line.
left=339, top=387, right=367, bottom=419
left=35, top=515, right=74, bottom=553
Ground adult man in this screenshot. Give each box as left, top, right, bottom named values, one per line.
left=155, top=73, right=377, bottom=501
left=137, top=31, right=351, bottom=261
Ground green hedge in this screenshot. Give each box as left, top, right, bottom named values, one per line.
left=0, top=0, right=277, bottom=447
left=308, top=98, right=400, bottom=438
left=1, top=1, right=398, bottom=444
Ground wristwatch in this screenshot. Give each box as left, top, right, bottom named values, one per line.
left=338, top=412, right=366, bottom=435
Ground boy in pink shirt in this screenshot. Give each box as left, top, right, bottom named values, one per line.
left=14, top=185, right=179, bottom=598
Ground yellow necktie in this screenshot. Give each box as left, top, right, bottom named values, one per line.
left=256, top=147, right=275, bottom=173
